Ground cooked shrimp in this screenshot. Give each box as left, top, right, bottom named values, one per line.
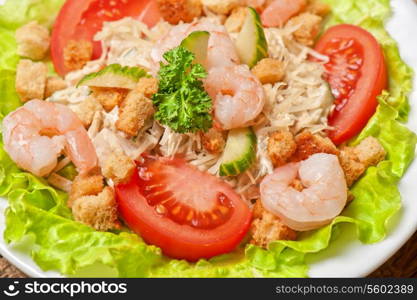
left=261, top=0, right=307, bottom=27
left=150, top=21, right=239, bottom=70
left=204, top=64, right=265, bottom=130
left=2, top=100, right=98, bottom=177
left=260, top=153, right=347, bottom=231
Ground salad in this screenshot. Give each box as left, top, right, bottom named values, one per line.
left=0, top=0, right=415, bottom=277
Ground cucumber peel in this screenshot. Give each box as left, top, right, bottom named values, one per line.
left=219, top=127, right=257, bottom=177
left=78, top=64, right=148, bottom=89
left=235, top=7, right=268, bottom=68
left=180, top=31, right=210, bottom=67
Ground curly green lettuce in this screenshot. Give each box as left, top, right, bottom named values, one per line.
left=0, top=0, right=415, bottom=277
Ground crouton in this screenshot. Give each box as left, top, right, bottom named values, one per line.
left=305, top=0, right=331, bottom=17
left=15, top=21, right=50, bottom=60
left=225, top=6, right=248, bottom=33
left=291, top=131, right=339, bottom=162
left=68, top=174, right=104, bottom=207
left=201, top=128, right=226, bottom=154
left=353, top=136, right=386, bottom=168
left=252, top=58, right=286, bottom=85
left=90, top=87, right=128, bottom=112
left=135, top=77, right=159, bottom=98
left=287, top=13, right=322, bottom=46
left=157, top=0, right=202, bottom=24
left=251, top=199, right=296, bottom=249
left=267, top=130, right=297, bottom=167
left=116, top=89, right=154, bottom=137
left=15, top=59, right=47, bottom=102
left=338, top=147, right=366, bottom=187
left=63, top=40, right=93, bottom=71
left=202, top=0, right=240, bottom=15
left=338, top=137, right=385, bottom=186
left=73, top=96, right=103, bottom=128
left=45, top=76, right=68, bottom=98
left=72, top=187, right=118, bottom=231
left=102, top=151, right=136, bottom=184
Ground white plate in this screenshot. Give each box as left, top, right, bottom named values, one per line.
left=1, top=0, right=417, bottom=278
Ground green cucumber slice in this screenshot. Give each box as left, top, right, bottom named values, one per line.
left=180, top=31, right=210, bottom=66
left=219, top=127, right=257, bottom=177
left=235, top=7, right=268, bottom=68
left=78, top=64, right=148, bottom=89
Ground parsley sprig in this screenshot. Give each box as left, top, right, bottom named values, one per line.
left=152, top=46, right=212, bottom=133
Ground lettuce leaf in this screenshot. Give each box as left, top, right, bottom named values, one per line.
left=0, top=0, right=415, bottom=277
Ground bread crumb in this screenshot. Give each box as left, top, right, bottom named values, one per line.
left=267, top=130, right=297, bottom=167
left=252, top=58, right=285, bottom=84
left=15, top=21, right=50, bottom=60
left=250, top=199, right=297, bottom=248
left=157, top=0, right=202, bottom=24
left=15, top=59, right=47, bottom=102
left=116, top=89, right=154, bottom=137
left=64, top=40, right=93, bottom=71
left=72, top=187, right=118, bottom=231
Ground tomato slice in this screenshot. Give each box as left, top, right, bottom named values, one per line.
left=51, top=0, right=162, bottom=76
left=314, top=24, right=387, bottom=145
left=115, top=156, right=252, bottom=261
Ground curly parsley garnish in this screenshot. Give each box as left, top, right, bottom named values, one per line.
left=152, top=46, right=212, bottom=133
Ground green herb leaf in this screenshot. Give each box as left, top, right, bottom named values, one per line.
left=152, top=46, right=212, bottom=133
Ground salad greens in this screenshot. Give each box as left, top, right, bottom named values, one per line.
left=0, top=0, right=415, bottom=277
left=153, top=46, right=213, bottom=133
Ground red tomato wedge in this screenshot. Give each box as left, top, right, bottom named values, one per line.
left=115, top=156, right=252, bottom=261
left=261, top=0, right=307, bottom=28
left=51, top=0, right=162, bottom=76
left=314, top=24, right=387, bottom=145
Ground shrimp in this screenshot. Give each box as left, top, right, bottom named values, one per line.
left=2, top=100, right=98, bottom=177
left=261, top=0, right=307, bottom=28
left=150, top=20, right=239, bottom=70
left=260, top=153, right=347, bottom=231
left=204, top=64, right=265, bottom=130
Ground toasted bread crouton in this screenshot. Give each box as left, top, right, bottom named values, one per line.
left=338, top=137, right=385, bottom=186
left=291, top=131, right=339, bottom=162
left=90, top=87, right=128, bottom=112
left=15, top=59, right=47, bottom=102
left=202, top=0, right=240, bottom=15
left=305, top=0, right=331, bottom=17
left=251, top=199, right=296, bottom=248
left=157, top=0, right=202, bottom=24
left=116, top=90, right=154, bottom=137
left=201, top=128, right=226, bottom=154
left=338, top=148, right=366, bottom=187
left=63, top=40, right=93, bottom=71
left=102, top=151, right=136, bottom=184
left=72, top=187, right=118, bottom=231
left=15, top=21, right=50, bottom=60
left=267, top=130, right=297, bottom=167
left=73, top=96, right=103, bottom=128
left=225, top=7, right=248, bottom=33
left=353, top=137, right=386, bottom=168
left=68, top=174, right=104, bottom=207
left=287, top=13, right=322, bottom=46
left=45, top=76, right=68, bottom=98
left=135, top=77, right=159, bottom=98
left=252, top=58, right=285, bottom=85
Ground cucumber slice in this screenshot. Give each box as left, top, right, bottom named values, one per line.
left=78, top=64, right=148, bottom=89
left=235, top=7, right=268, bottom=68
left=219, top=127, right=257, bottom=177
left=57, top=162, right=77, bottom=181
left=180, top=31, right=210, bottom=66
